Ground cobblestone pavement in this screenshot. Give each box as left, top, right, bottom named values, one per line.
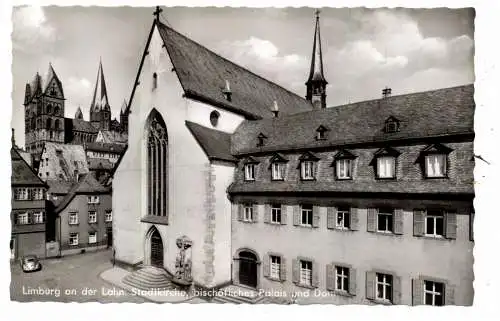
left=10, top=249, right=147, bottom=303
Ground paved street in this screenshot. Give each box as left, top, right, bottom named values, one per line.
left=10, top=249, right=147, bottom=303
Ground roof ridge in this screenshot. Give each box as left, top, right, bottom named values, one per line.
left=157, top=21, right=312, bottom=106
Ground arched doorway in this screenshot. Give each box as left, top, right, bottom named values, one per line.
left=238, top=250, right=258, bottom=288
left=150, top=229, right=164, bottom=268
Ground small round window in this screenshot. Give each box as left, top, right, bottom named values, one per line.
left=210, top=110, right=220, bottom=127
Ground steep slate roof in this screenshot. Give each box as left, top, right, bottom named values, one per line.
left=55, top=172, right=110, bottom=213
left=140, top=21, right=312, bottom=119
left=66, top=118, right=99, bottom=133
left=88, top=158, right=114, bottom=171
left=232, top=84, right=475, bottom=155
left=85, top=142, right=126, bottom=154
left=46, top=179, right=74, bottom=195
left=185, top=121, right=237, bottom=163
left=90, top=60, right=111, bottom=112
left=11, top=148, right=46, bottom=187
left=43, top=142, right=89, bottom=181
left=97, top=130, right=128, bottom=144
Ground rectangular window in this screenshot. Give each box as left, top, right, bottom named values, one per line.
left=299, top=260, right=313, bottom=286
left=424, top=280, right=444, bottom=306
left=14, top=188, right=29, bottom=200
left=271, top=205, right=282, bottom=224
left=336, top=207, right=351, bottom=229
left=335, top=266, right=350, bottom=292
left=69, top=233, right=79, bottom=246
left=88, top=232, right=97, bottom=244
left=377, top=156, right=395, bottom=179
left=271, top=163, right=285, bottom=180
left=69, top=212, right=79, bottom=225
left=425, top=154, right=447, bottom=178
left=243, top=205, right=254, bottom=222
left=87, top=196, right=100, bottom=204
left=17, top=213, right=29, bottom=225
left=336, top=159, right=352, bottom=179
left=244, top=164, right=255, bottom=181
left=33, top=212, right=45, bottom=224
left=300, top=161, right=315, bottom=180
left=376, top=273, right=393, bottom=302
left=32, top=188, right=44, bottom=200
left=105, top=210, right=112, bottom=222
left=270, top=255, right=281, bottom=279
left=88, top=211, right=97, bottom=223
left=425, top=210, right=445, bottom=237
left=377, top=208, right=394, bottom=233
left=300, top=205, right=313, bottom=226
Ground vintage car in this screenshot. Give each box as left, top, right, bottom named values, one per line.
left=20, top=255, right=42, bottom=273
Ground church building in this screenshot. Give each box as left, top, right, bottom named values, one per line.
left=112, top=9, right=474, bottom=306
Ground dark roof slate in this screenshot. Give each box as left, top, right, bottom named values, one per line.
left=155, top=22, right=312, bottom=119
left=231, top=84, right=475, bottom=155
left=55, top=172, right=110, bottom=213
left=67, top=118, right=99, bottom=133
left=85, top=142, right=126, bottom=154
left=11, top=148, right=46, bottom=186
left=185, top=121, right=237, bottom=163
left=46, top=180, right=74, bottom=195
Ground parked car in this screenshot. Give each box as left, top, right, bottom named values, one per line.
left=20, top=255, right=42, bottom=273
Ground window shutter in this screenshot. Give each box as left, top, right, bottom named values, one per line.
left=252, top=204, right=259, bottom=223
left=312, top=206, right=321, bottom=228
left=326, top=263, right=335, bottom=291
left=264, top=204, right=271, bottom=224
left=413, top=210, right=425, bottom=236
left=393, top=275, right=402, bottom=305
left=394, top=209, right=404, bottom=234
left=327, top=207, right=336, bottom=229
left=445, top=283, right=455, bottom=305
left=280, top=256, right=287, bottom=281
left=263, top=253, right=270, bottom=277
left=412, top=279, right=423, bottom=306
left=293, top=205, right=300, bottom=226
left=365, top=271, right=376, bottom=300
left=281, top=205, right=287, bottom=225
left=349, top=267, right=357, bottom=295
left=445, top=213, right=457, bottom=239
left=367, top=208, right=377, bottom=232
left=312, top=260, right=319, bottom=288
left=292, top=258, right=299, bottom=284
left=237, top=204, right=243, bottom=221
left=350, top=208, right=359, bottom=230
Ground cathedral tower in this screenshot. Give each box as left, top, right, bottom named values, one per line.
left=89, top=60, right=111, bottom=131
left=306, top=10, right=328, bottom=109
left=23, top=63, right=66, bottom=157
left=119, top=99, right=129, bottom=134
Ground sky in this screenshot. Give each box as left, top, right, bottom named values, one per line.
left=11, top=6, right=474, bottom=148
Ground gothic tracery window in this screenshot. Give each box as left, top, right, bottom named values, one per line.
left=147, top=110, right=168, bottom=218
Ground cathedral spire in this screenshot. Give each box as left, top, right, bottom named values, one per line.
left=75, top=106, right=83, bottom=119
left=120, top=99, right=127, bottom=115
left=306, top=9, right=328, bottom=109
left=90, top=58, right=110, bottom=113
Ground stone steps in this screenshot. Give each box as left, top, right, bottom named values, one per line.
left=122, top=266, right=173, bottom=290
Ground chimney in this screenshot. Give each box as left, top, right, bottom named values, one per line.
left=382, top=87, right=392, bottom=99
left=11, top=128, right=16, bottom=148
left=271, top=100, right=279, bottom=118
left=222, top=80, right=232, bottom=102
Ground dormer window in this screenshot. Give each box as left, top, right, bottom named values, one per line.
left=372, top=147, right=401, bottom=179
left=298, top=152, right=320, bottom=181
left=222, top=80, right=232, bottom=102
left=257, top=133, right=268, bottom=147
left=269, top=153, right=288, bottom=181
left=332, top=149, right=356, bottom=180
left=384, top=116, right=400, bottom=133
left=419, top=144, right=452, bottom=179
left=316, top=125, right=329, bottom=140
left=243, top=157, right=259, bottom=181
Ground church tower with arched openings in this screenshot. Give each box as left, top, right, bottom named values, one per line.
left=89, top=59, right=112, bottom=131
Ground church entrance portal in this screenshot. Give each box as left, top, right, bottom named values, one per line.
left=150, top=229, right=164, bottom=268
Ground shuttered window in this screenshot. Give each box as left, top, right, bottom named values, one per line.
left=414, top=209, right=457, bottom=239
left=300, top=205, right=313, bottom=226
left=271, top=205, right=282, bottom=224
left=336, top=207, right=350, bottom=229
left=377, top=208, right=394, bottom=233
left=299, top=260, right=313, bottom=286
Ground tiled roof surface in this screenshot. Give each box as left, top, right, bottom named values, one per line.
left=66, top=118, right=99, bottom=133
left=88, top=158, right=114, bottom=170
left=11, top=148, right=45, bottom=186
left=232, top=85, right=475, bottom=155
left=55, top=172, right=110, bottom=213
left=43, top=142, right=89, bottom=181
left=156, top=21, right=312, bottom=119
left=85, top=142, right=126, bottom=154
left=46, top=180, right=74, bottom=195
left=97, top=130, right=128, bottom=144
left=185, top=121, right=237, bottom=162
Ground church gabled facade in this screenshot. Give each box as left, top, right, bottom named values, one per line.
left=112, top=10, right=474, bottom=305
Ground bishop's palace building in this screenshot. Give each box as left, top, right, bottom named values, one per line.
left=22, top=10, right=474, bottom=305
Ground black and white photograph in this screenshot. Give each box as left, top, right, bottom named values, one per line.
left=5, top=1, right=492, bottom=312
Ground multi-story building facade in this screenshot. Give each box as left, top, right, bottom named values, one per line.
left=112, top=11, right=474, bottom=306
left=54, top=172, right=113, bottom=256
left=11, top=147, right=49, bottom=260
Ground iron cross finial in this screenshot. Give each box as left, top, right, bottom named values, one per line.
left=315, top=9, right=321, bottom=18
left=153, top=6, right=163, bottom=22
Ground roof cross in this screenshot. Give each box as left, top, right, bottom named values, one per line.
left=153, top=6, right=163, bottom=22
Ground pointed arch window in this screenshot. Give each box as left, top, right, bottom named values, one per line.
left=54, top=119, right=60, bottom=130
left=146, top=110, right=168, bottom=219
left=46, top=118, right=52, bottom=129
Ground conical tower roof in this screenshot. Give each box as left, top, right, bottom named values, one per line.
left=90, top=59, right=110, bottom=112
left=307, top=10, right=327, bottom=84
left=43, top=63, right=63, bottom=93
left=120, top=99, right=127, bottom=114
left=75, top=106, right=83, bottom=119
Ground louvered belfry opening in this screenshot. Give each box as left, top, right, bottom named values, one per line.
left=146, top=110, right=168, bottom=217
